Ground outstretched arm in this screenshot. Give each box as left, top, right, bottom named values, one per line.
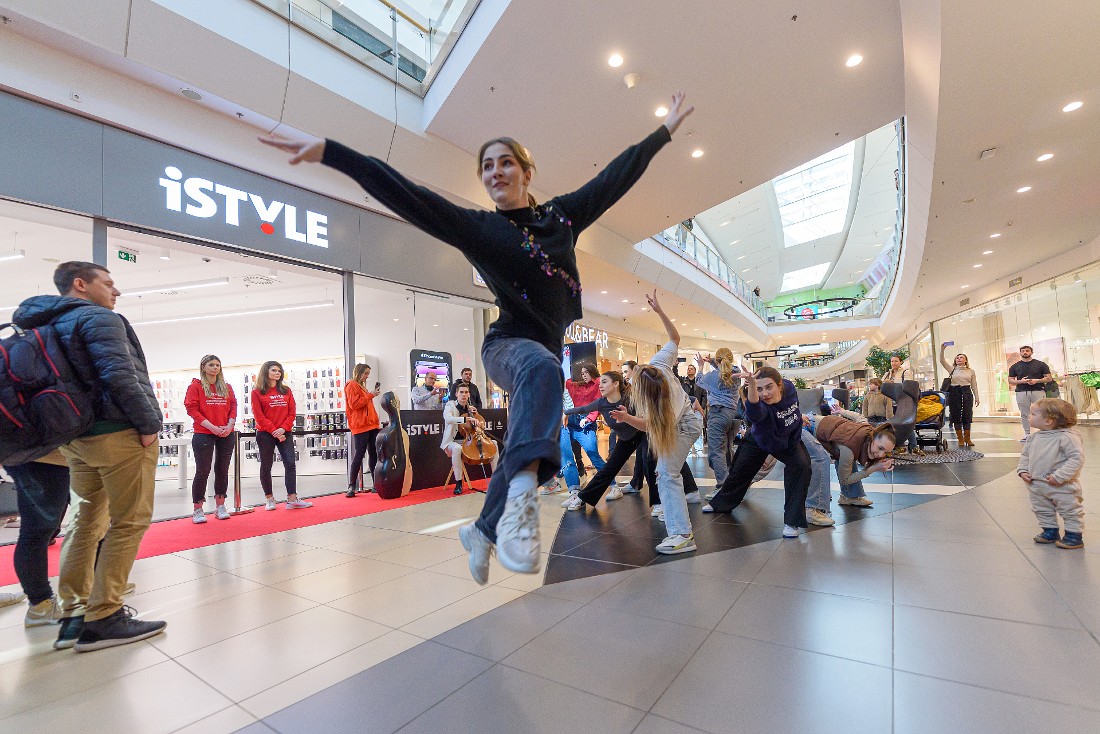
left=939, top=343, right=953, bottom=373
left=647, top=290, right=680, bottom=345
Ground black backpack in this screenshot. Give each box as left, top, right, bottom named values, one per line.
left=0, top=322, right=96, bottom=464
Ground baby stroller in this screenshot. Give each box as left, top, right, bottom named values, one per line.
left=915, top=390, right=948, bottom=453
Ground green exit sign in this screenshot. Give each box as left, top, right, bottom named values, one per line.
left=117, top=249, right=138, bottom=263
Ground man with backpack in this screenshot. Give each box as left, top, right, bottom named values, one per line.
left=11, top=261, right=166, bottom=651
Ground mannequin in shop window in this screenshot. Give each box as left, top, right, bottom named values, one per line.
left=344, top=363, right=382, bottom=498
left=259, top=90, right=694, bottom=584
left=184, top=355, right=237, bottom=523
left=250, top=361, right=312, bottom=510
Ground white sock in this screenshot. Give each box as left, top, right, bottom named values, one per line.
left=507, top=469, right=539, bottom=500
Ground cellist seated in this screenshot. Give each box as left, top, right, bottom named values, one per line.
left=442, top=384, right=499, bottom=493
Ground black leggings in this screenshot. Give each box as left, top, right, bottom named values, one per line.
left=256, top=431, right=297, bottom=497
left=348, top=429, right=379, bottom=488
left=191, top=433, right=235, bottom=503
left=579, top=434, right=697, bottom=506
left=948, top=385, right=974, bottom=429
left=708, top=436, right=810, bottom=528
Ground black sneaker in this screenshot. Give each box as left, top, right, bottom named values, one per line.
left=73, top=606, right=166, bottom=652
left=345, top=488, right=357, bottom=498
left=54, top=615, right=85, bottom=650
left=454, top=480, right=463, bottom=496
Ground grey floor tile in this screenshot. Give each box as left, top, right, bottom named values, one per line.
left=892, top=536, right=1041, bottom=578
left=396, top=665, right=644, bottom=734
left=262, top=641, right=492, bottom=734
left=533, top=566, right=632, bottom=603
left=632, top=714, right=710, bottom=734
left=650, top=540, right=779, bottom=581
left=753, top=551, right=894, bottom=602
left=716, top=583, right=893, bottom=667
left=894, top=671, right=1100, bottom=734
left=431, top=593, right=583, bottom=661
left=773, top=526, right=893, bottom=565
left=886, top=516, right=1015, bottom=545
left=1019, top=546, right=1100, bottom=586
left=653, top=631, right=891, bottom=734
left=1049, top=580, right=1100, bottom=633
left=502, top=605, right=709, bottom=710
left=589, top=565, right=749, bottom=629
left=894, top=605, right=1100, bottom=710
left=234, top=723, right=277, bottom=734
left=894, top=563, right=1083, bottom=629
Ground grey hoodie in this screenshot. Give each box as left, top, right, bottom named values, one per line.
left=1017, top=427, right=1084, bottom=485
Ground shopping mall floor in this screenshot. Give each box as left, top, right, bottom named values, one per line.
left=2, top=421, right=1099, bottom=733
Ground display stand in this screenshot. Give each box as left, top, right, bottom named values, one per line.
left=230, top=431, right=256, bottom=515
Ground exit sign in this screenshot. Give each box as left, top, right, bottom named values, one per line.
left=117, top=248, right=138, bottom=263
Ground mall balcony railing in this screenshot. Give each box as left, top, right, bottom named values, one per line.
left=779, top=339, right=861, bottom=370
left=251, top=0, right=483, bottom=95
left=653, top=225, right=768, bottom=318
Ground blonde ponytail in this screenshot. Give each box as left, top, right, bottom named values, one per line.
left=715, top=347, right=736, bottom=388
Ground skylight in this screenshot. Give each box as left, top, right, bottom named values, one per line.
left=780, top=262, right=831, bottom=293
left=773, top=141, right=855, bottom=247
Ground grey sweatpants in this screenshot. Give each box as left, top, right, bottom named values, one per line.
left=1028, top=479, right=1085, bottom=533
left=1015, top=391, right=1043, bottom=435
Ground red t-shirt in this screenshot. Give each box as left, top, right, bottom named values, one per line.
left=566, top=379, right=600, bottom=422
left=184, top=379, right=237, bottom=434
left=251, top=387, right=296, bottom=434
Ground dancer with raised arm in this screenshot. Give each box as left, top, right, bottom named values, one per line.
left=260, top=93, right=694, bottom=583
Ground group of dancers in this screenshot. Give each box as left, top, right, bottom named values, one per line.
left=259, top=91, right=898, bottom=586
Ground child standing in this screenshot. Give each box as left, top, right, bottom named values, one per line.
left=1018, top=398, right=1085, bottom=549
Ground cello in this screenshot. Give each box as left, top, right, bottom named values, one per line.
left=457, top=406, right=498, bottom=493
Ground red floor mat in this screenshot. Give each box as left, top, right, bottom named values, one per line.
left=0, top=480, right=487, bottom=588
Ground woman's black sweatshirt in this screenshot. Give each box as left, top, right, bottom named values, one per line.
left=321, top=127, right=672, bottom=356
left=565, top=396, right=639, bottom=439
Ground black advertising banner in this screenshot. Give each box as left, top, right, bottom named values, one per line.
left=562, top=341, right=597, bottom=382
left=400, top=408, right=507, bottom=491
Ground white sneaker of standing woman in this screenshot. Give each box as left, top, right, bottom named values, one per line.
left=496, top=487, right=541, bottom=574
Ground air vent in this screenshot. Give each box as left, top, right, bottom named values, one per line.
left=959, top=298, right=970, bottom=306
left=243, top=275, right=276, bottom=285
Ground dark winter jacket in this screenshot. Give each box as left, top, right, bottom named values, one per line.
left=12, top=296, right=163, bottom=435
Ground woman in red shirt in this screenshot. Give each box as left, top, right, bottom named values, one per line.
left=184, top=354, right=237, bottom=523
left=344, top=362, right=382, bottom=498
left=565, top=363, right=606, bottom=477
left=251, top=360, right=311, bottom=510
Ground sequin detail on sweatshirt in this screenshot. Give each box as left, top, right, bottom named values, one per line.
left=508, top=204, right=581, bottom=297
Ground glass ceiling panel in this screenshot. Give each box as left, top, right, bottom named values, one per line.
left=780, top=262, right=831, bottom=293
left=773, top=141, right=855, bottom=247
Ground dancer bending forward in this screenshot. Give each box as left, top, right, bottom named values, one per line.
left=260, top=93, right=693, bottom=583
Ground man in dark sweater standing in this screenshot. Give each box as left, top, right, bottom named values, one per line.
left=13, top=262, right=166, bottom=651
left=1008, top=345, right=1052, bottom=441
left=449, top=367, right=483, bottom=410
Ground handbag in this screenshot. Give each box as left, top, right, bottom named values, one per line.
left=940, top=367, right=954, bottom=393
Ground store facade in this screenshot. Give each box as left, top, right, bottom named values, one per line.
left=0, top=90, right=493, bottom=514
left=932, top=260, right=1100, bottom=419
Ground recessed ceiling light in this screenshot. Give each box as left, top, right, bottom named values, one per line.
left=392, top=318, right=399, bottom=321
left=845, top=54, right=863, bottom=67
left=989, top=233, right=1001, bottom=238
left=983, top=250, right=993, bottom=255
left=693, top=328, right=699, bottom=331
left=1037, top=153, right=1054, bottom=162
left=608, top=53, right=623, bottom=68
left=961, top=285, right=969, bottom=289
left=730, top=239, right=741, bottom=245
left=719, top=219, right=732, bottom=227
left=691, top=149, right=704, bottom=158
left=621, top=299, right=629, bottom=303
left=1063, top=101, right=1083, bottom=112
left=600, top=290, right=608, bottom=294
left=737, top=255, right=747, bottom=260
left=1017, top=186, right=1032, bottom=193
left=641, top=307, right=649, bottom=311
left=655, top=106, right=668, bottom=117
left=972, top=264, right=982, bottom=268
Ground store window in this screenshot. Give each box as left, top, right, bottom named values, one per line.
left=0, top=200, right=94, bottom=310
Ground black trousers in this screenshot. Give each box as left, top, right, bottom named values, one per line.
left=348, top=429, right=380, bottom=488
left=256, top=431, right=297, bottom=497
left=578, top=434, right=697, bottom=506
left=708, top=436, right=810, bottom=528
left=191, top=433, right=236, bottom=503
left=948, top=385, right=974, bottom=429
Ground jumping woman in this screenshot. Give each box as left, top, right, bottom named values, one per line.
left=260, top=92, right=694, bottom=583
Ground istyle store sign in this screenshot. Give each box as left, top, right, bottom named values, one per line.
left=102, top=127, right=361, bottom=272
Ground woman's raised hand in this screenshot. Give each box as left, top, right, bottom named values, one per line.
left=258, top=132, right=326, bottom=165
left=662, top=92, right=695, bottom=136
left=645, top=289, right=664, bottom=314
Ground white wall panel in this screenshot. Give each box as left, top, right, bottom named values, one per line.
left=0, top=0, right=130, bottom=54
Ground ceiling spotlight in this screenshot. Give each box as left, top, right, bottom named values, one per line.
left=641, top=307, right=649, bottom=311
left=393, top=318, right=399, bottom=322
left=1062, top=101, right=1083, bottom=112
left=1016, top=186, right=1032, bottom=193
left=621, top=299, right=629, bottom=303
left=982, top=250, right=993, bottom=255
left=989, top=233, right=1001, bottom=238
left=180, top=88, right=203, bottom=101
left=655, top=106, right=668, bottom=117
left=1037, top=153, right=1054, bottom=162
left=973, top=264, right=982, bottom=268
left=608, top=53, right=623, bottom=68
left=691, top=149, right=704, bottom=158
left=600, top=290, right=608, bottom=294
left=845, top=54, right=863, bottom=67
left=961, top=285, right=969, bottom=289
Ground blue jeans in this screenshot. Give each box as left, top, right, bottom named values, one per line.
left=256, top=431, right=297, bottom=497
left=567, top=425, right=606, bottom=474
left=475, top=336, right=564, bottom=543
left=7, top=462, right=71, bottom=605
left=655, top=410, right=703, bottom=537
left=802, top=430, right=834, bottom=512
left=706, top=404, right=740, bottom=485
left=559, top=426, right=581, bottom=490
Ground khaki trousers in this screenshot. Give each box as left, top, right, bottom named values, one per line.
left=58, top=430, right=158, bottom=622
left=1028, top=479, right=1085, bottom=534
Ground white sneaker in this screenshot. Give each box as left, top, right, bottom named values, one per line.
left=838, top=495, right=873, bottom=507
left=656, top=534, right=697, bottom=555
left=25, top=597, right=64, bottom=627
left=701, top=504, right=715, bottom=513
left=286, top=499, right=313, bottom=509
left=806, top=508, right=836, bottom=527
left=561, top=491, right=580, bottom=508
left=458, top=522, right=493, bottom=586
left=622, top=483, right=641, bottom=494
left=539, top=481, right=564, bottom=495
left=265, top=499, right=277, bottom=511
left=214, top=505, right=231, bottom=520
left=192, top=508, right=207, bottom=524
left=606, top=487, right=624, bottom=501
left=684, top=491, right=702, bottom=504
left=495, top=488, right=541, bottom=574
left=651, top=505, right=665, bottom=519
left=782, top=525, right=802, bottom=538
left=564, top=495, right=585, bottom=511
left=704, top=490, right=718, bottom=502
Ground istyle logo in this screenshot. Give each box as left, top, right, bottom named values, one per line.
left=158, top=166, right=329, bottom=247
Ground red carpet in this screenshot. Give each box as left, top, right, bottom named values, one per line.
left=0, top=480, right=488, bottom=587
